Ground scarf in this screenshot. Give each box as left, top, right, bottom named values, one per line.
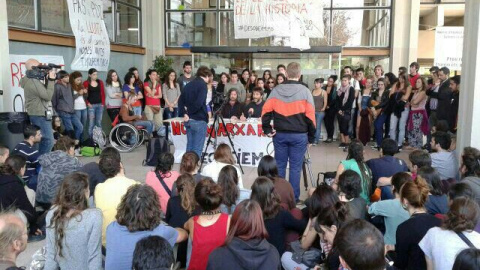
left=337, top=84, right=351, bottom=106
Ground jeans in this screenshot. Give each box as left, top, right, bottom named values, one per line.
left=314, top=111, right=325, bottom=143
left=389, top=108, right=409, bottom=147
left=75, top=109, right=88, bottom=129
left=374, top=113, right=388, bottom=147
left=57, top=111, right=83, bottom=140
left=185, top=119, right=208, bottom=159
left=133, top=106, right=142, bottom=116
left=164, top=107, right=179, bottom=120
left=133, top=120, right=153, bottom=135
left=273, top=132, right=308, bottom=200
left=29, top=116, right=54, bottom=155
left=88, top=104, right=104, bottom=137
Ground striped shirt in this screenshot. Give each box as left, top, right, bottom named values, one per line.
left=12, top=141, right=40, bottom=182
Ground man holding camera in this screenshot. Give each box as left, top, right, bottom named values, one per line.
left=21, top=59, right=56, bottom=155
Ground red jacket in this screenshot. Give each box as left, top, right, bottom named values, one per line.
left=83, top=80, right=105, bottom=106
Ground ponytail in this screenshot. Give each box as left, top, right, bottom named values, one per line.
left=400, top=176, right=430, bottom=208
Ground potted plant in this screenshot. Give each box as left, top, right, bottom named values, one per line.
left=152, top=55, right=174, bottom=83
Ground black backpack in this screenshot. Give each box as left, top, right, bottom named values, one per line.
left=143, top=137, right=169, bottom=166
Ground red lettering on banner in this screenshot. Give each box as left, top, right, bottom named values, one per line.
left=258, top=124, right=266, bottom=137
left=171, top=122, right=181, bottom=135
left=207, top=125, right=216, bottom=138
left=181, top=123, right=186, bottom=135
left=226, top=123, right=235, bottom=135
left=217, top=123, right=227, bottom=137
left=247, top=124, right=257, bottom=136
left=235, top=124, right=245, bottom=136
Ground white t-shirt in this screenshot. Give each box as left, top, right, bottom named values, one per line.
left=74, top=91, right=87, bottom=110
left=419, top=227, right=480, bottom=270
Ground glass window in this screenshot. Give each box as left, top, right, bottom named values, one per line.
left=333, top=0, right=391, bottom=7
left=167, top=12, right=217, bottom=47
left=168, top=0, right=217, bottom=10
left=103, top=0, right=115, bottom=41
left=7, top=0, right=36, bottom=29
left=116, top=3, right=140, bottom=45
left=41, top=0, right=72, bottom=34
left=332, top=9, right=390, bottom=47
left=119, top=0, right=139, bottom=6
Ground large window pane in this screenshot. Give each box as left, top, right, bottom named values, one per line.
left=103, top=0, right=115, bottom=41
left=333, top=0, right=391, bottom=7
left=332, top=9, right=390, bottom=47
left=167, top=12, right=217, bottom=47
left=7, top=0, right=36, bottom=29
left=117, top=4, right=140, bottom=45
left=168, top=0, right=217, bottom=10
left=41, top=0, right=72, bottom=34
left=119, top=0, right=139, bottom=6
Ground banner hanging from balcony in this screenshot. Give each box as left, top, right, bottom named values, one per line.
left=434, top=27, right=463, bottom=70
left=233, top=0, right=324, bottom=50
left=66, top=0, right=110, bottom=71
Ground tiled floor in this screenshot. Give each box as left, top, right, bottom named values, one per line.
left=17, top=141, right=410, bottom=267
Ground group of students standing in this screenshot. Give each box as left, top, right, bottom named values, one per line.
left=310, top=63, right=461, bottom=152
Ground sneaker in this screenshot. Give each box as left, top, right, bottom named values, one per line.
left=338, top=143, right=346, bottom=148
left=324, top=138, right=333, bottom=143
left=74, top=148, right=82, bottom=157
left=28, top=233, right=46, bottom=243
left=312, top=143, right=317, bottom=146
left=397, top=146, right=403, bottom=152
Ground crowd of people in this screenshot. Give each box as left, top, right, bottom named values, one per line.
left=0, top=59, right=478, bottom=270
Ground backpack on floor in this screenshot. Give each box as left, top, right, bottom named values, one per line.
left=92, top=126, right=106, bottom=149
left=143, top=137, right=169, bottom=166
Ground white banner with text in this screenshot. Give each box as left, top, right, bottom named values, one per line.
left=67, top=0, right=110, bottom=71
left=167, top=118, right=273, bottom=167
left=434, top=27, right=463, bottom=70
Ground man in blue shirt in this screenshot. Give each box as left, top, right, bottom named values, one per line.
left=366, top=138, right=409, bottom=200
left=178, top=66, right=211, bottom=158
left=12, top=125, right=42, bottom=190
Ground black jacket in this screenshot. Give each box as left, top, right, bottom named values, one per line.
left=335, top=87, right=356, bottom=113
left=427, top=80, right=453, bottom=126
left=0, top=175, right=37, bottom=228
left=207, top=238, right=280, bottom=270
left=178, top=77, right=208, bottom=122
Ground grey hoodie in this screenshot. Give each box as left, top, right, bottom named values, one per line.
left=36, top=150, right=83, bottom=203
left=463, top=176, right=480, bottom=205
left=52, top=82, right=77, bottom=113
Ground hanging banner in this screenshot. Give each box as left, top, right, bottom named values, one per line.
left=166, top=118, right=274, bottom=167
left=9, top=55, right=65, bottom=112
left=434, top=27, right=463, bottom=70
left=66, top=0, right=110, bottom=71
left=234, top=0, right=324, bottom=41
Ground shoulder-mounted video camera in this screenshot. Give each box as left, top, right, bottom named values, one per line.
left=26, top=63, right=62, bottom=80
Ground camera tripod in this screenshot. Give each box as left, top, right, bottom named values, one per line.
left=302, top=147, right=315, bottom=190
left=199, top=101, right=244, bottom=174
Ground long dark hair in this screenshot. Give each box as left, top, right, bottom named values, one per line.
left=218, top=165, right=240, bottom=213
left=106, top=69, right=121, bottom=86
left=50, top=172, right=89, bottom=257
left=176, top=174, right=196, bottom=215
left=225, top=200, right=268, bottom=244
left=0, top=155, right=26, bottom=176
left=164, top=69, right=178, bottom=89
left=251, top=176, right=281, bottom=219
left=346, top=140, right=372, bottom=199
left=257, top=155, right=279, bottom=179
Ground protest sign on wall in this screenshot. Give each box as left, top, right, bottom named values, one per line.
left=9, top=55, right=65, bottom=112
left=434, top=27, right=463, bottom=70
left=67, top=0, right=110, bottom=71
left=167, top=119, right=273, bottom=167
left=234, top=0, right=324, bottom=50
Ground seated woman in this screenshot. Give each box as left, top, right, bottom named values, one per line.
left=420, top=197, right=480, bottom=270
left=282, top=199, right=350, bottom=270
left=417, top=166, right=449, bottom=215
left=334, top=141, right=373, bottom=204
left=251, top=176, right=307, bottom=256
left=119, top=95, right=153, bottom=136
left=36, top=136, right=83, bottom=209
left=207, top=200, right=280, bottom=269
left=337, top=170, right=367, bottom=220
left=145, top=152, right=180, bottom=213
left=257, top=155, right=295, bottom=210
left=132, top=236, right=175, bottom=270
left=218, top=165, right=251, bottom=214
left=368, top=172, right=410, bottom=247
left=202, top=144, right=243, bottom=187
left=0, top=155, right=41, bottom=239
left=45, top=172, right=102, bottom=270
left=105, top=184, right=188, bottom=270
left=184, top=178, right=231, bottom=270
left=165, top=174, right=200, bottom=268
left=394, top=176, right=442, bottom=270
left=171, top=151, right=205, bottom=197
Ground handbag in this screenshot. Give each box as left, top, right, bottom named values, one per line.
left=290, top=240, right=324, bottom=268
left=155, top=171, right=172, bottom=196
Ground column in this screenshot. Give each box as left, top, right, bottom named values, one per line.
left=0, top=0, right=10, bottom=112
left=456, top=1, right=480, bottom=151
left=142, top=0, right=164, bottom=73
left=390, top=0, right=420, bottom=72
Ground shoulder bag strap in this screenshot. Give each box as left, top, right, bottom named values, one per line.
left=155, top=170, right=172, bottom=196
left=456, top=232, right=477, bottom=248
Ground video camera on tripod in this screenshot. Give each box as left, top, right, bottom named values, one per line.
left=211, top=89, right=226, bottom=112
left=26, top=63, right=62, bottom=80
